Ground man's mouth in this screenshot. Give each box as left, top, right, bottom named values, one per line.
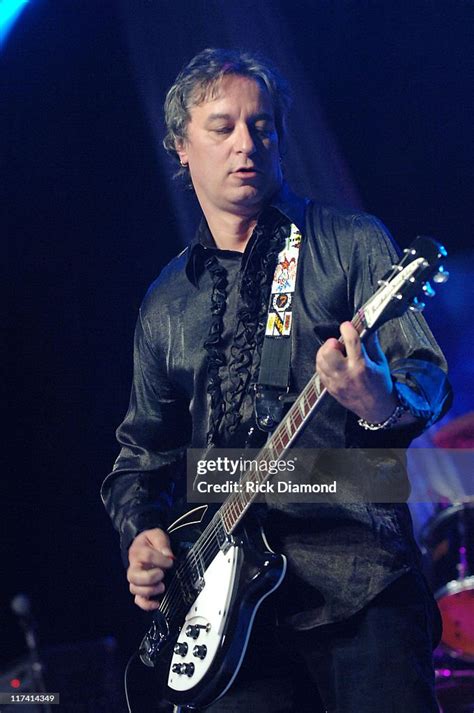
left=233, top=167, right=260, bottom=176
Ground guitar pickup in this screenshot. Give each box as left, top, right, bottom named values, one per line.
left=216, top=526, right=236, bottom=554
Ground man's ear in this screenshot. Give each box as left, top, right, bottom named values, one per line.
left=176, top=139, right=188, bottom=167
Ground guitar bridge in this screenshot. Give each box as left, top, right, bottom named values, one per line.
left=139, top=611, right=169, bottom=667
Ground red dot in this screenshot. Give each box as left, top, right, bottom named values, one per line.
left=10, top=679, right=21, bottom=689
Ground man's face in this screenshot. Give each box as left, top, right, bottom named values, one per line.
left=176, top=75, right=283, bottom=220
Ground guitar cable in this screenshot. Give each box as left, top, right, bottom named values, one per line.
left=124, top=649, right=140, bottom=713
left=124, top=648, right=184, bottom=713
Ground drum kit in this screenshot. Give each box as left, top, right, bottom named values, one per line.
left=420, top=413, right=474, bottom=713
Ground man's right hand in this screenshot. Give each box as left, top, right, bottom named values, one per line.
left=127, top=528, right=175, bottom=611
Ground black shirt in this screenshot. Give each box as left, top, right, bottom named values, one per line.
left=101, top=186, right=451, bottom=628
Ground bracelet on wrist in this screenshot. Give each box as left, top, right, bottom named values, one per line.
left=357, top=398, right=408, bottom=431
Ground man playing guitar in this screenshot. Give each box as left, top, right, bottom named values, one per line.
left=102, top=48, right=451, bottom=712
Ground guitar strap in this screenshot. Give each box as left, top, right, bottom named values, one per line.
left=255, top=222, right=303, bottom=431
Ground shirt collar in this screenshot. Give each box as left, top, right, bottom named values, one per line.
left=184, top=184, right=309, bottom=287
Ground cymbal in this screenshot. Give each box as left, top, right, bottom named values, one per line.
left=432, top=412, right=474, bottom=448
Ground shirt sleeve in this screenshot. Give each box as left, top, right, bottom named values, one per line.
left=347, top=214, right=452, bottom=435
left=100, top=306, right=191, bottom=565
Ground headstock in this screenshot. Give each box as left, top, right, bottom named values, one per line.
left=362, top=236, right=448, bottom=331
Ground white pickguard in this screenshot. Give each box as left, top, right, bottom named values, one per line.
left=168, top=545, right=239, bottom=692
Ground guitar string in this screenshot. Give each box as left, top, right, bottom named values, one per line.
left=156, top=310, right=368, bottom=620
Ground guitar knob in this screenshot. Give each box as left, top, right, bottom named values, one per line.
left=433, top=267, right=449, bottom=283
left=172, top=662, right=195, bottom=677
left=186, top=623, right=210, bottom=639
left=186, top=625, right=201, bottom=639
left=193, top=644, right=207, bottom=660
left=173, top=642, right=188, bottom=656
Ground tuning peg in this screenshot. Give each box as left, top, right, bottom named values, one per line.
left=433, top=266, right=449, bottom=283
left=422, top=282, right=436, bottom=298
left=409, top=298, right=426, bottom=312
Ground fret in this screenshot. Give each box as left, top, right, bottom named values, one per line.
left=236, top=487, right=247, bottom=513
left=307, top=378, right=320, bottom=402
left=293, top=408, right=303, bottom=429
left=274, top=430, right=284, bottom=452
left=226, top=505, right=237, bottom=532
left=305, top=387, right=314, bottom=411
left=229, top=497, right=239, bottom=524
left=300, top=393, right=309, bottom=418
left=301, top=394, right=309, bottom=414
left=352, top=310, right=365, bottom=334
left=265, top=441, right=277, bottom=460
left=285, top=419, right=293, bottom=445
left=271, top=429, right=284, bottom=455
left=224, top=500, right=233, bottom=528
left=221, top=506, right=231, bottom=534
left=278, top=426, right=290, bottom=450
left=227, top=497, right=239, bottom=526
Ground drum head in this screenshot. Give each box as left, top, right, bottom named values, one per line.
left=438, top=580, right=474, bottom=659
left=423, top=505, right=474, bottom=661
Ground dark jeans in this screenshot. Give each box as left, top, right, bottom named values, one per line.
left=202, top=571, right=442, bottom=713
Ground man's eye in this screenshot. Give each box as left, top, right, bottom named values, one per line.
left=213, top=127, right=232, bottom=134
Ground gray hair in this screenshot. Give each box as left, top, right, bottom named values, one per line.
left=163, top=48, right=292, bottom=179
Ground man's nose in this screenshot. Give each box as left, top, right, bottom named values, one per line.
left=235, top=124, right=257, bottom=155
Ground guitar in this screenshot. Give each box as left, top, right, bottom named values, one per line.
left=138, top=236, right=448, bottom=710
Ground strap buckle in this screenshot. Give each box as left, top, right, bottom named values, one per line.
left=254, top=385, right=289, bottom=432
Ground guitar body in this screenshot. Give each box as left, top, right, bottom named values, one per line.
left=143, top=506, right=287, bottom=710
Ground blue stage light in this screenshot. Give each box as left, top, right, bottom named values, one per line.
left=0, top=0, right=30, bottom=49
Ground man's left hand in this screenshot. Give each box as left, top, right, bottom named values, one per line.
left=316, top=321, right=397, bottom=424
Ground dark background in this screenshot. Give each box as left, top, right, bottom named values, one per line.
left=3, top=0, right=473, bottom=689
